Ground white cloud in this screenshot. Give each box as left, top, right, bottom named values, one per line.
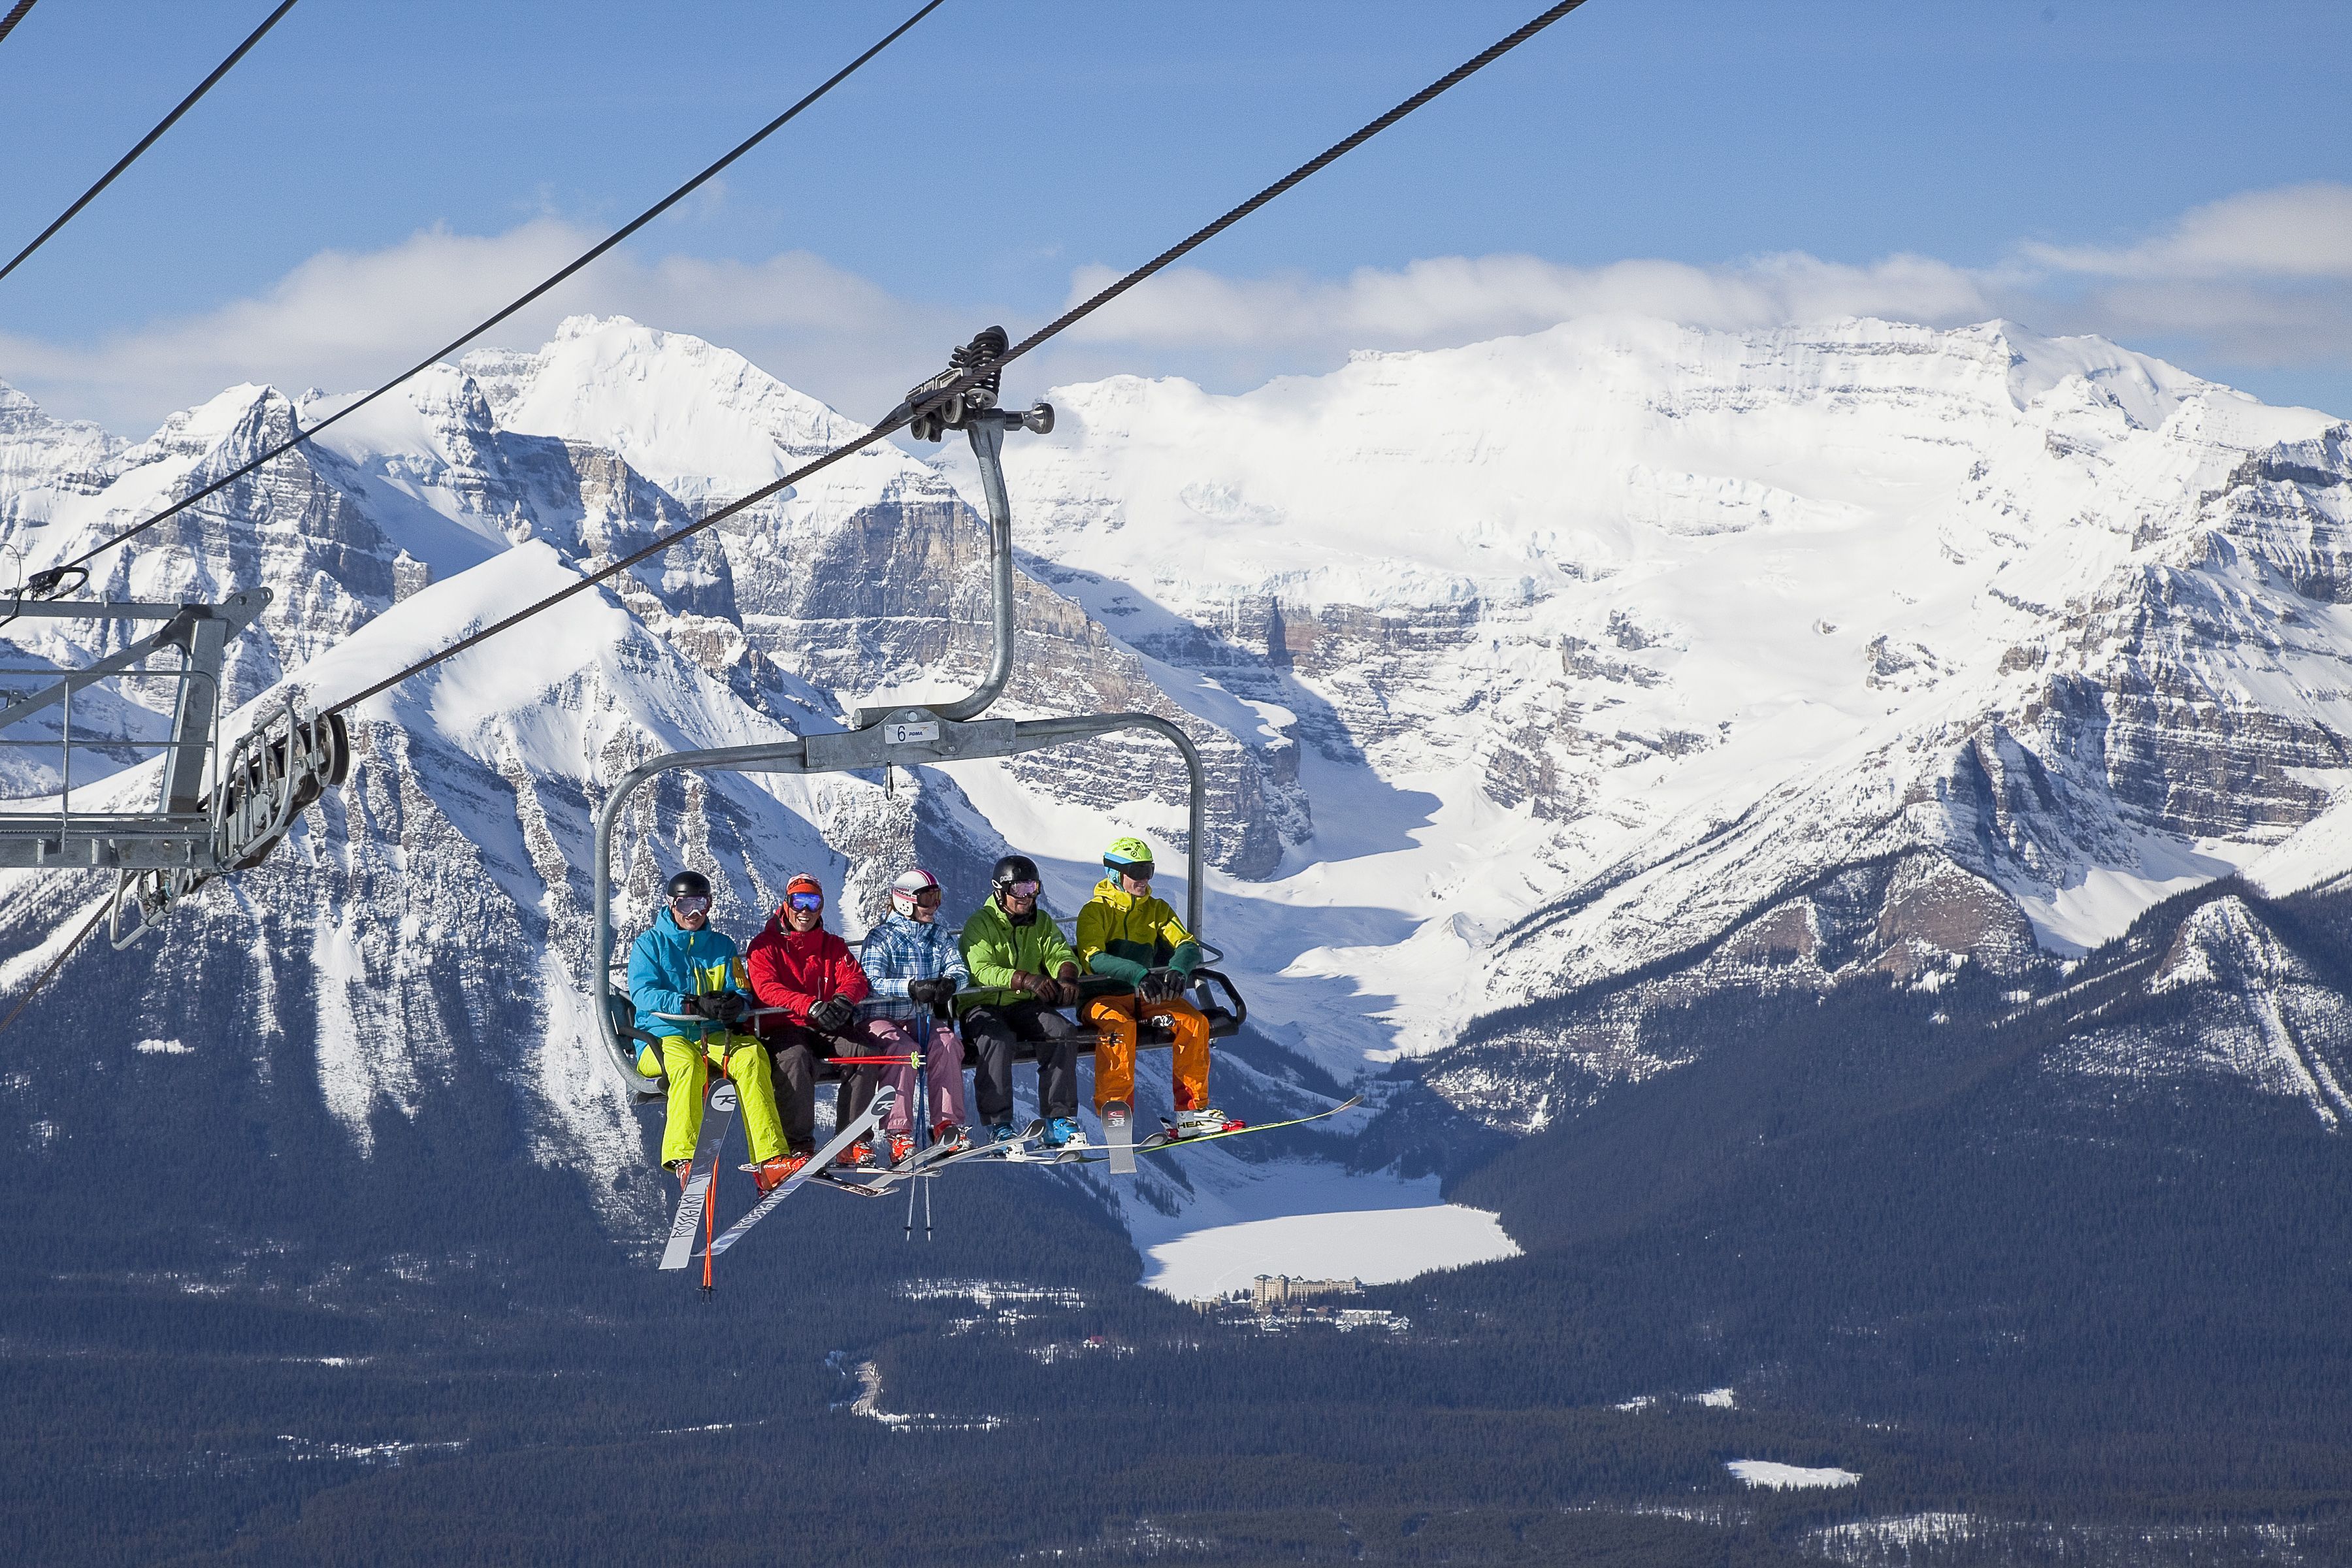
left=0, top=221, right=592, bottom=429
left=4, top=182, right=2348, bottom=436
left=1054, top=251, right=1999, bottom=351
left=0, top=220, right=968, bottom=434
left=1048, top=182, right=2352, bottom=397
left=2022, top=182, right=2352, bottom=281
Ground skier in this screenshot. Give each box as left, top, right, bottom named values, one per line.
left=857, top=866, right=975, bottom=1164
left=743, top=872, right=883, bottom=1165
left=626, top=870, right=799, bottom=1190
left=958, top=853, right=1085, bottom=1147
left=1076, top=836, right=1223, bottom=1138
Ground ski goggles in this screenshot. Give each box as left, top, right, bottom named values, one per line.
left=1113, top=862, right=1154, bottom=881
left=786, top=891, right=825, bottom=912
left=999, top=879, right=1041, bottom=898
left=668, top=895, right=711, bottom=915
left=909, top=888, right=944, bottom=908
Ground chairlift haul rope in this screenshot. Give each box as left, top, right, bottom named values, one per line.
left=0, top=0, right=304, bottom=287
left=0, top=1, right=40, bottom=50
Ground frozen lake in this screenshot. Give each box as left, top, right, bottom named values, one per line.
left=1118, top=1157, right=1520, bottom=1299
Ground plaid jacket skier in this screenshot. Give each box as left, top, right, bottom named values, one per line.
left=858, top=910, right=972, bottom=1020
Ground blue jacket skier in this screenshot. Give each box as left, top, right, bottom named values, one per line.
left=627, top=869, right=796, bottom=1189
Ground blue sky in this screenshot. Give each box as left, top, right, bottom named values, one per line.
left=1, top=0, right=2346, bottom=430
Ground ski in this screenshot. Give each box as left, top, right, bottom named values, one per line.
left=702, top=1085, right=895, bottom=1260
left=859, top=1119, right=1043, bottom=1192
left=1103, top=1099, right=1136, bottom=1176
left=1074, top=1094, right=1365, bottom=1162
left=807, top=1170, right=892, bottom=1199
left=657, top=1081, right=739, bottom=1272
left=1006, top=1124, right=1092, bottom=1165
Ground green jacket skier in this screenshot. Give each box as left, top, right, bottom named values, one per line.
left=956, top=854, right=1085, bottom=1145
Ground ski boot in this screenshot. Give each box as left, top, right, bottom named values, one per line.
left=1039, top=1115, right=1083, bottom=1150
left=1173, top=1107, right=1231, bottom=1139
left=932, top=1122, right=970, bottom=1156
left=988, top=1122, right=1020, bottom=1145
left=834, top=1139, right=877, bottom=1170
left=668, top=1157, right=693, bottom=1190
left=753, top=1152, right=809, bottom=1194
left=888, top=1132, right=917, bottom=1167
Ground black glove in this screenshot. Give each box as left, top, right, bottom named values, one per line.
left=809, top=996, right=858, bottom=1036
left=685, top=993, right=723, bottom=1020
left=710, top=991, right=750, bottom=1028
left=906, top=977, right=956, bottom=1009
left=1141, top=968, right=1183, bottom=1004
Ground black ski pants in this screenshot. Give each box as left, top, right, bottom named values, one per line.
left=766, top=1024, right=870, bottom=1156
left=962, top=1002, right=1080, bottom=1124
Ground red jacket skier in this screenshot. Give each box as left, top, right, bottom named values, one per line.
left=744, top=872, right=877, bottom=1161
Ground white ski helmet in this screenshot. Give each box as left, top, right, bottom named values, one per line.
left=889, top=866, right=943, bottom=917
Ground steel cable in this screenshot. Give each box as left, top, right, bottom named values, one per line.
left=16, top=0, right=949, bottom=604
left=0, top=0, right=302, bottom=286
left=0, top=1, right=40, bottom=49
left=326, top=0, right=1592, bottom=718
left=0, top=895, right=107, bottom=1038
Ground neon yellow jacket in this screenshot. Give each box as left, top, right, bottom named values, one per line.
left=1075, top=877, right=1202, bottom=986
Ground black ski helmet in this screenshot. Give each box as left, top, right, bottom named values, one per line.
left=990, top=853, right=1039, bottom=890
left=666, top=869, right=711, bottom=900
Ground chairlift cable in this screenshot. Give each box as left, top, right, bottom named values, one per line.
left=14, top=0, right=950, bottom=604
left=0, top=897, right=107, bottom=1039
left=0, top=1, right=41, bottom=50
left=988, top=0, right=1592, bottom=378
left=323, top=0, right=1592, bottom=717
left=0, top=0, right=303, bottom=287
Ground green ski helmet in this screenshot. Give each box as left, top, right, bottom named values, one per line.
left=1104, top=836, right=1156, bottom=879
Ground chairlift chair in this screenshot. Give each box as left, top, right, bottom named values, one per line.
left=593, top=329, right=1245, bottom=1109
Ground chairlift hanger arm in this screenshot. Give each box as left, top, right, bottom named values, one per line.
left=858, top=330, right=1053, bottom=731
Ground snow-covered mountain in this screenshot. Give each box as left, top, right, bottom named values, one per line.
left=936, top=315, right=2352, bottom=1128
left=5, top=310, right=2351, bottom=1256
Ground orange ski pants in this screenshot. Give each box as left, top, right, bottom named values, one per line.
left=1085, top=994, right=1210, bottom=1114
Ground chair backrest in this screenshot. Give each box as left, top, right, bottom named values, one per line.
left=605, top=987, right=654, bottom=1045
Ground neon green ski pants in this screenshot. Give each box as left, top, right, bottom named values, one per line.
left=639, top=1033, right=785, bottom=1167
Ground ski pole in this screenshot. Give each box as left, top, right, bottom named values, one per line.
left=915, top=1017, right=933, bottom=1243
left=700, top=1073, right=720, bottom=1299
left=904, top=1026, right=924, bottom=1243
